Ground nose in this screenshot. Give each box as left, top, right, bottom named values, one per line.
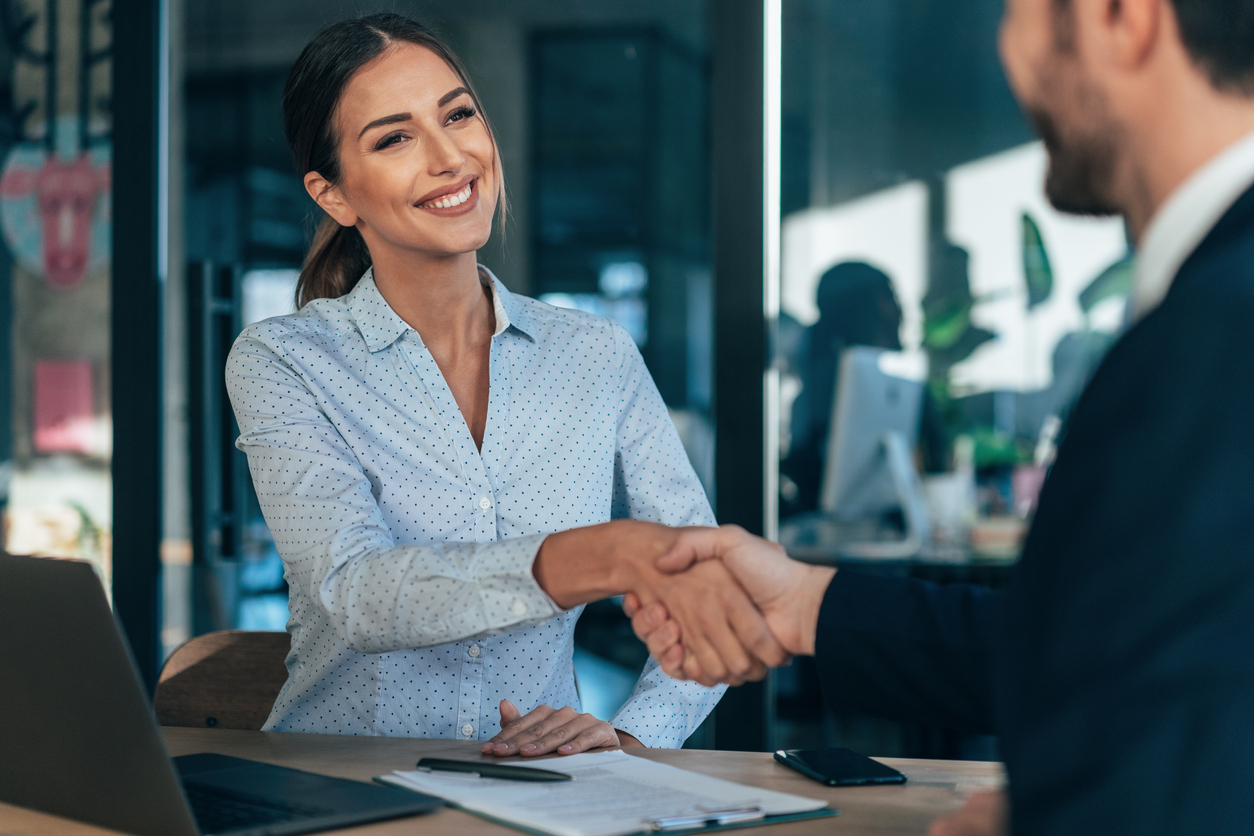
left=425, top=125, right=465, bottom=176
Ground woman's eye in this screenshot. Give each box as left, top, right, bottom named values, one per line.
left=447, top=106, right=476, bottom=124
left=374, top=132, right=405, bottom=151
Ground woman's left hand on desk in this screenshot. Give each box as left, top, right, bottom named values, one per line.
left=481, top=699, right=645, bottom=757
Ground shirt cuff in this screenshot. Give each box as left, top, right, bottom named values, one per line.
left=609, top=678, right=725, bottom=748
left=474, top=532, right=564, bottom=631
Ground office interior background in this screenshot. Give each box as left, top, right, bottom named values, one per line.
left=4, top=0, right=1128, bottom=755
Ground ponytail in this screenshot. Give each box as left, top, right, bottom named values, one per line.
left=296, top=216, right=372, bottom=308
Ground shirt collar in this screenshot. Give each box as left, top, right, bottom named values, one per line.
left=346, top=269, right=408, bottom=352
left=1131, top=128, right=1254, bottom=322
left=481, top=265, right=536, bottom=342
left=346, top=265, right=535, bottom=353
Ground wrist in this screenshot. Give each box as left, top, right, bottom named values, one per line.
left=791, top=565, right=836, bottom=656
left=601, top=520, right=676, bottom=597
left=533, top=520, right=669, bottom=608
left=533, top=522, right=619, bottom=608
left=614, top=728, right=645, bottom=748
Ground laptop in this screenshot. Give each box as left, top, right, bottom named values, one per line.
left=0, top=553, right=442, bottom=836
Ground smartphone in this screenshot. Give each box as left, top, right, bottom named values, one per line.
left=774, top=748, right=907, bottom=787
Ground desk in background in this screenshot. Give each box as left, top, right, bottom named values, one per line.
left=0, top=728, right=1003, bottom=836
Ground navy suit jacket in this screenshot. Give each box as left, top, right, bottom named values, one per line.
left=814, top=184, right=1254, bottom=835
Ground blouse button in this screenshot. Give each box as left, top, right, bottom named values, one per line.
left=461, top=724, right=474, bottom=737
left=468, top=645, right=481, bottom=658
left=479, top=497, right=492, bottom=510
left=512, top=600, right=528, bottom=616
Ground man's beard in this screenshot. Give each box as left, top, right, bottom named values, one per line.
left=1025, top=70, right=1122, bottom=217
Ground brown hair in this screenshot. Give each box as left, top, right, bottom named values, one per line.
left=283, top=13, right=505, bottom=308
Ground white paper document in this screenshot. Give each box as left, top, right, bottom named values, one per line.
left=380, top=750, right=828, bottom=836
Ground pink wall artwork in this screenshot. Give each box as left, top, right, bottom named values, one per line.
left=33, top=359, right=95, bottom=454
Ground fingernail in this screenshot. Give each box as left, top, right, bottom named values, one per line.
left=480, top=743, right=492, bottom=753
left=643, top=608, right=659, bottom=626
left=558, top=744, right=572, bottom=752
left=520, top=743, right=536, bottom=753
left=493, top=743, right=509, bottom=753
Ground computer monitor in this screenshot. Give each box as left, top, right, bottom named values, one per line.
left=820, top=346, right=930, bottom=558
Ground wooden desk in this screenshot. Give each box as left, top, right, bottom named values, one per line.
left=0, top=728, right=1003, bottom=835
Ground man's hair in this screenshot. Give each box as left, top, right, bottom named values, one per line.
left=1172, top=0, right=1254, bottom=93
left=1056, top=0, right=1254, bottom=93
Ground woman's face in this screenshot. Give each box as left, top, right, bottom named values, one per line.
left=313, top=43, right=498, bottom=261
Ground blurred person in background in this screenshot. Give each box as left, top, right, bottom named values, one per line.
left=781, top=262, right=946, bottom=517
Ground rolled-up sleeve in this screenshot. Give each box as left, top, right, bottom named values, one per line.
left=603, top=324, right=727, bottom=747
left=226, top=330, right=563, bottom=654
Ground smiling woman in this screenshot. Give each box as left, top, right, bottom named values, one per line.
left=282, top=17, right=506, bottom=308
left=224, top=13, right=787, bottom=760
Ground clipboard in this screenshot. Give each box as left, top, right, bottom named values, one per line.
left=374, top=750, right=834, bottom=836
left=374, top=776, right=838, bottom=835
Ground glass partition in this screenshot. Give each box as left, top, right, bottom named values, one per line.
left=776, top=0, right=1127, bottom=552
left=773, top=0, right=1128, bottom=756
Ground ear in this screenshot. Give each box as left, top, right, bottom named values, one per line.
left=1090, top=0, right=1161, bottom=71
left=303, top=170, right=358, bottom=228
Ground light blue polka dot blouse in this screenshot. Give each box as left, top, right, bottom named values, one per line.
left=225, top=266, right=724, bottom=746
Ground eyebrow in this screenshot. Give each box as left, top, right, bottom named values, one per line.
left=358, top=112, right=411, bottom=139
left=438, top=86, right=470, bottom=107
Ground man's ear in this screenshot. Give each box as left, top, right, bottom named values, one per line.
left=303, top=170, right=358, bottom=228
left=1093, top=0, right=1161, bottom=71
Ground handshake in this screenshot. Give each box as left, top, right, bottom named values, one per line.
left=534, top=520, right=836, bottom=687
left=619, top=525, right=836, bottom=686
left=536, top=523, right=1008, bottom=836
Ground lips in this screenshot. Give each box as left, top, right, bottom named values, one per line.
left=416, top=175, right=477, bottom=209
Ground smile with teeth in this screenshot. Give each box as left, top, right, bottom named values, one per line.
left=419, top=182, right=474, bottom=209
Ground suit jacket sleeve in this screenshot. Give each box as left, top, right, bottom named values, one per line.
left=814, top=570, right=1000, bottom=734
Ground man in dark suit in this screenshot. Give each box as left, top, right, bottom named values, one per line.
left=626, top=0, right=1254, bottom=832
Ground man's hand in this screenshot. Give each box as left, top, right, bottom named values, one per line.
left=622, top=525, right=836, bottom=682
left=534, top=521, right=790, bottom=687
left=481, top=699, right=643, bottom=757
left=927, top=790, right=1007, bottom=836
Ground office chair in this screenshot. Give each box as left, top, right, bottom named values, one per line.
left=154, top=630, right=290, bottom=730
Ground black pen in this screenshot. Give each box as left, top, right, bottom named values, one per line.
left=416, top=757, right=573, bottom=783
